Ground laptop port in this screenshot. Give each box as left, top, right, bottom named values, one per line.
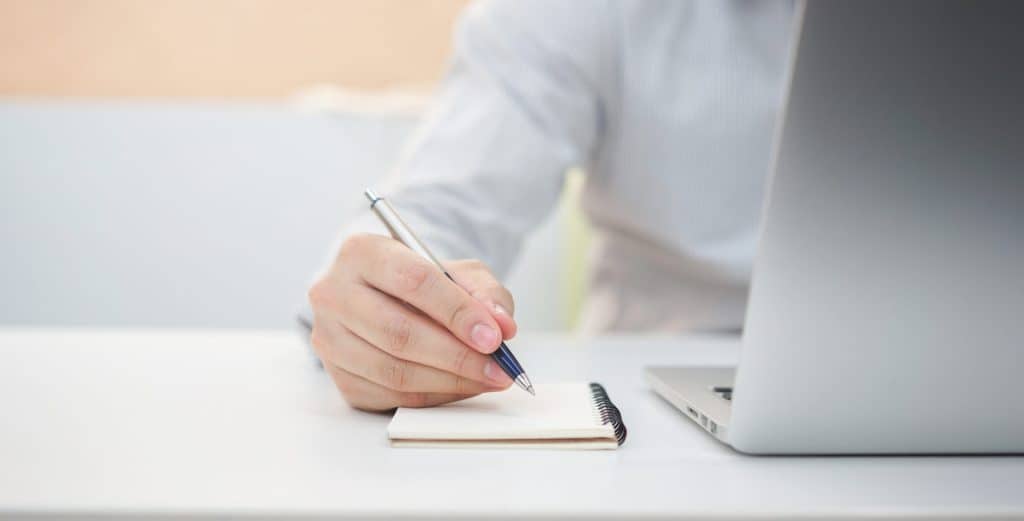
left=709, top=420, right=718, bottom=434
left=686, top=406, right=698, bottom=418
left=700, top=414, right=708, bottom=428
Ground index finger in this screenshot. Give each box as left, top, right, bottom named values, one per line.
left=353, top=235, right=503, bottom=354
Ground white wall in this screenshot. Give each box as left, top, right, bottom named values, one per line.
left=0, top=101, right=568, bottom=331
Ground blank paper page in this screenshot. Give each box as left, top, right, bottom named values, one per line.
left=388, top=383, right=613, bottom=441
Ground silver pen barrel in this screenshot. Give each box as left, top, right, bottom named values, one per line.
left=365, top=189, right=445, bottom=271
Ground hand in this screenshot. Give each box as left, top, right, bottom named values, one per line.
left=308, top=233, right=518, bottom=411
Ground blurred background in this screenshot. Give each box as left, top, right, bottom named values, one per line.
left=0, top=0, right=588, bottom=332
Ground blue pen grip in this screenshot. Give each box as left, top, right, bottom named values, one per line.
left=490, top=342, right=523, bottom=379
left=442, top=272, right=524, bottom=381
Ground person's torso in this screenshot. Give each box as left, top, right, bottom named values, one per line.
left=578, top=0, right=795, bottom=332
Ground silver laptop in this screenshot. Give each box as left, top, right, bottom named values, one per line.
left=646, top=0, right=1024, bottom=454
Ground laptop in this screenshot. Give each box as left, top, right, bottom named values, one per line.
left=646, top=0, right=1024, bottom=454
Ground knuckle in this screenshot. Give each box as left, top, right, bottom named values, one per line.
left=465, top=259, right=488, bottom=271
left=309, top=327, right=327, bottom=354
left=394, top=259, right=436, bottom=295
left=337, top=280, right=366, bottom=312
left=471, top=282, right=514, bottom=313
left=454, top=376, right=472, bottom=395
left=448, top=258, right=482, bottom=272
left=381, top=312, right=414, bottom=353
left=448, top=299, right=475, bottom=331
left=307, top=279, right=334, bottom=310
left=477, top=282, right=507, bottom=300
left=339, top=233, right=374, bottom=259
left=498, top=287, right=515, bottom=313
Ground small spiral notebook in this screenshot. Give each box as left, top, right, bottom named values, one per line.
left=388, top=382, right=627, bottom=449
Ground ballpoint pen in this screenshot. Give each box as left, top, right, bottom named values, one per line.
left=364, top=189, right=535, bottom=395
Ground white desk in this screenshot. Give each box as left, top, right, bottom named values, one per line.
left=1, top=329, right=1021, bottom=519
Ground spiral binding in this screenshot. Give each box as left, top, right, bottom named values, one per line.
left=589, top=382, right=627, bottom=446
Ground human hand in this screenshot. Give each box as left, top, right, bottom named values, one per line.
left=308, top=233, right=517, bottom=411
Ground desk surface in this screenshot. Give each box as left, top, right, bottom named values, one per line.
left=1, top=329, right=1021, bottom=519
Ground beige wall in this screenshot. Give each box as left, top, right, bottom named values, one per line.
left=0, top=0, right=470, bottom=99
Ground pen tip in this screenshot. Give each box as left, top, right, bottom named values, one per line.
left=364, top=189, right=379, bottom=204
left=514, top=374, right=534, bottom=395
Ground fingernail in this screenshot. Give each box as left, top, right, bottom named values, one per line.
left=493, top=303, right=510, bottom=316
left=470, top=323, right=498, bottom=351
left=484, top=361, right=512, bottom=385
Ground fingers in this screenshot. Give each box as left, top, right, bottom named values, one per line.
left=318, top=317, right=499, bottom=395
left=323, top=361, right=471, bottom=412
left=348, top=235, right=504, bottom=354
left=446, top=259, right=518, bottom=340
left=323, top=280, right=514, bottom=388
left=310, top=233, right=523, bottom=411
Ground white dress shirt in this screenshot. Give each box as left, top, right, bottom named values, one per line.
left=336, top=0, right=796, bottom=332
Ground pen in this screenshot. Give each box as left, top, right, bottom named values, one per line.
left=364, top=189, right=535, bottom=396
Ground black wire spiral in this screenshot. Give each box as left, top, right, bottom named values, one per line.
left=589, top=382, right=627, bottom=446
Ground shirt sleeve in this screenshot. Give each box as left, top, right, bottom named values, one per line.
left=329, top=0, right=613, bottom=279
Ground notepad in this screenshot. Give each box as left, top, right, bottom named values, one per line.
left=387, top=382, right=627, bottom=449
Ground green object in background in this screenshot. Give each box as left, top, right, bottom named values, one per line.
left=560, top=168, right=591, bottom=331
